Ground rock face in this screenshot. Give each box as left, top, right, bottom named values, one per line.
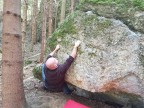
left=48, top=11, right=144, bottom=107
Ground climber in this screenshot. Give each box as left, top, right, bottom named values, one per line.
left=42, top=40, right=81, bottom=94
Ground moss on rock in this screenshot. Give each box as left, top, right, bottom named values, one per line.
left=47, top=12, right=78, bottom=50
left=24, top=60, right=32, bottom=66
left=81, top=14, right=98, bottom=26
left=32, top=65, right=42, bottom=81
left=80, top=0, right=144, bottom=11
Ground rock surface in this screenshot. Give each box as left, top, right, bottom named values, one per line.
left=47, top=11, right=144, bottom=107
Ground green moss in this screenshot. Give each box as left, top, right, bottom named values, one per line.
left=81, top=15, right=112, bottom=38
left=132, top=0, right=144, bottom=11
left=116, top=4, right=135, bottom=20
left=97, top=19, right=112, bottom=30
left=86, top=44, right=95, bottom=48
left=80, top=0, right=120, bottom=5
left=82, top=15, right=98, bottom=26
left=47, top=12, right=78, bottom=50
left=32, top=65, right=42, bottom=80
left=80, top=0, right=144, bottom=11
left=92, top=19, right=112, bottom=37
left=78, top=49, right=84, bottom=55
left=88, top=52, right=96, bottom=57
left=24, top=60, right=32, bottom=66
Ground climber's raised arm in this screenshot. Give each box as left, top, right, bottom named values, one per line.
left=70, top=40, right=81, bottom=59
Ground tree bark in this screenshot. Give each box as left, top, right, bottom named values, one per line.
left=60, top=0, right=66, bottom=23
left=70, top=0, right=75, bottom=13
left=22, top=0, right=28, bottom=58
left=48, top=0, right=53, bottom=37
left=2, top=0, right=26, bottom=108
left=31, top=0, right=38, bottom=51
left=40, top=0, right=47, bottom=62
left=54, top=0, right=59, bottom=30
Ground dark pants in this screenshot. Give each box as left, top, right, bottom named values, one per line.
left=42, top=64, right=73, bottom=94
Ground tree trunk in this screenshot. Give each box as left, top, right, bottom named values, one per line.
left=70, top=0, right=75, bottom=13
left=54, top=0, right=59, bottom=30
left=40, top=0, right=47, bottom=62
left=31, top=0, right=38, bottom=51
left=60, top=0, right=66, bottom=23
left=2, top=0, right=26, bottom=108
left=48, top=0, right=53, bottom=37
left=22, top=0, right=28, bottom=58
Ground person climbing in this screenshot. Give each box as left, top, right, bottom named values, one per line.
left=42, top=40, right=81, bottom=94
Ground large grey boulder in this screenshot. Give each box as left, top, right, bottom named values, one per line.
left=47, top=11, right=144, bottom=107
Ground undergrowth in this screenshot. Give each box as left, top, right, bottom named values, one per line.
left=80, top=0, right=144, bottom=11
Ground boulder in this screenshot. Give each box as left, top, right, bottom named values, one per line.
left=47, top=11, right=144, bottom=107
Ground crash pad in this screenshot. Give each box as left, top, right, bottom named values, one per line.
left=64, top=99, right=89, bottom=108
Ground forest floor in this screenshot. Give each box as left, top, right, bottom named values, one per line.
left=0, top=42, right=117, bottom=108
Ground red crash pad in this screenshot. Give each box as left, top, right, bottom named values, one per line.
left=64, top=99, right=89, bottom=108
